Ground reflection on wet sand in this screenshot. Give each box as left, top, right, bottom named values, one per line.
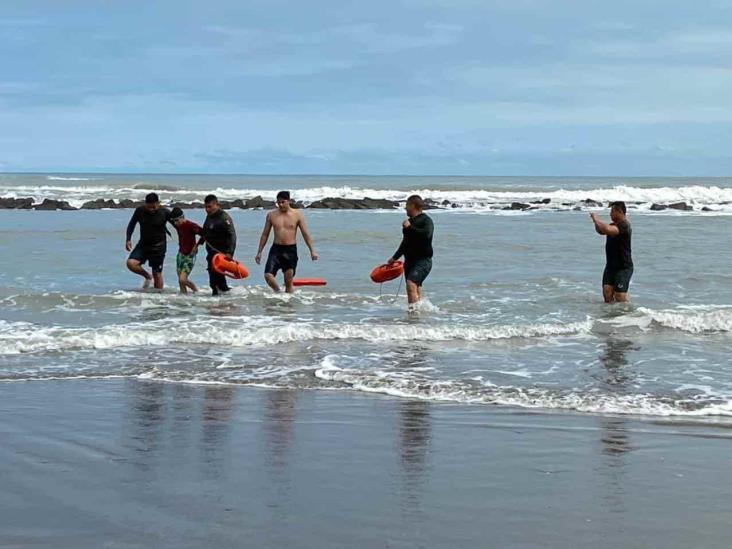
left=123, top=380, right=171, bottom=483
left=597, top=337, right=637, bottom=517
left=393, top=347, right=433, bottom=492
left=396, top=398, right=432, bottom=546
left=125, top=380, right=238, bottom=478
left=598, top=337, right=636, bottom=454
left=398, top=400, right=431, bottom=479
left=200, top=386, right=236, bottom=476
left=263, top=389, right=298, bottom=469
left=128, top=380, right=166, bottom=455
left=598, top=337, right=637, bottom=457
left=260, top=389, right=298, bottom=541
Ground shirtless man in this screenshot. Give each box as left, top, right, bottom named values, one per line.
left=255, top=191, right=318, bottom=293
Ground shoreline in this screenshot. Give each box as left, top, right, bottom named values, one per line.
left=5, top=374, right=732, bottom=425
left=2, top=378, right=731, bottom=548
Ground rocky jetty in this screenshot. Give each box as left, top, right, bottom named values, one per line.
left=169, top=201, right=203, bottom=210
left=0, top=197, right=34, bottom=209
left=242, top=196, right=275, bottom=209
left=504, top=202, right=531, bottom=210
left=34, top=199, right=76, bottom=210
left=668, top=202, right=693, bottom=211
left=307, top=197, right=398, bottom=209
left=0, top=195, right=708, bottom=213
left=650, top=202, right=694, bottom=211
left=81, top=199, right=123, bottom=209
left=581, top=199, right=604, bottom=207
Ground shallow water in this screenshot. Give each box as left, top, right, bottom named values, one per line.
left=1, top=175, right=732, bottom=420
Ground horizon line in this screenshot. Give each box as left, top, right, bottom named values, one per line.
left=2, top=171, right=731, bottom=179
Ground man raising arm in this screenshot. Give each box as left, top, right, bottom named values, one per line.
left=590, top=201, right=634, bottom=303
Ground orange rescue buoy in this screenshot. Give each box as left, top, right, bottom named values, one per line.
left=212, top=253, right=249, bottom=279
left=292, top=278, right=327, bottom=287
left=370, top=261, right=404, bottom=283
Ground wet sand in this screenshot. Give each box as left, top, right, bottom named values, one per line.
left=1, top=379, right=731, bottom=548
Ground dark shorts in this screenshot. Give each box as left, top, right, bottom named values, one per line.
left=265, top=244, right=298, bottom=276
left=405, top=257, right=432, bottom=286
left=129, top=243, right=165, bottom=273
left=603, top=266, right=633, bottom=293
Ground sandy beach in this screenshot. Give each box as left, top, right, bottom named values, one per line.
left=1, top=379, right=730, bottom=548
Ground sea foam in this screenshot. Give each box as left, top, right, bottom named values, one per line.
left=314, top=356, right=732, bottom=417
left=0, top=317, right=593, bottom=355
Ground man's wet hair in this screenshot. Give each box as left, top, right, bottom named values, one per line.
left=276, top=191, right=291, bottom=201
left=406, top=194, right=425, bottom=210
left=145, top=192, right=159, bottom=204
left=204, top=194, right=218, bottom=204
left=170, top=207, right=184, bottom=220
left=610, top=201, right=627, bottom=214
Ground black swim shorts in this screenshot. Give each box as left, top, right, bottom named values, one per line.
left=265, top=244, right=298, bottom=276
left=129, top=243, right=165, bottom=273
left=405, top=257, right=432, bottom=286
left=602, top=266, right=633, bottom=293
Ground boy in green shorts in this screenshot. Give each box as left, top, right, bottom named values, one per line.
left=170, top=207, right=204, bottom=294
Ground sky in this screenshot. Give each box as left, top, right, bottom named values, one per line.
left=2, top=0, right=732, bottom=175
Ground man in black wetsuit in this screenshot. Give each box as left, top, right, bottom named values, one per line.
left=387, top=194, right=434, bottom=306
left=125, top=193, right=171, bottom=290
left=590, top=201, right=633, bottom=303
left=202, top=194, right=237, bottom=295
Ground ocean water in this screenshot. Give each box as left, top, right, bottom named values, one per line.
left=1, top=174, right=732, bottom=420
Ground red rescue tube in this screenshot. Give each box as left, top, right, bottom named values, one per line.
left=292, top=278, right=328, bottom=287
left=212, top=253, right=249, bottom=279
left=370, top=261, right=404, bottom=283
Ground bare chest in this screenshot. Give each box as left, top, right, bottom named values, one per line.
left=271, top=213, right=298, bottom=232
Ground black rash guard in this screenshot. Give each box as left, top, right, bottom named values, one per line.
left=605, top=219, right=633, bottom=270
left=125, top=206, right=171, bottom=254
left=202, top=209, right=237, bottom=256
left=392, top=212, right=434, bottom=262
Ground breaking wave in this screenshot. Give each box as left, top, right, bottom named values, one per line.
left=0, top=300, right=729, bottom=356
left=314, top=356, right=732, bottom=417
left=2, top=182, right=732, bottom=212
left=640, top=306, right=732, bottom=334
left=0, top=317, right=593, bottom=355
